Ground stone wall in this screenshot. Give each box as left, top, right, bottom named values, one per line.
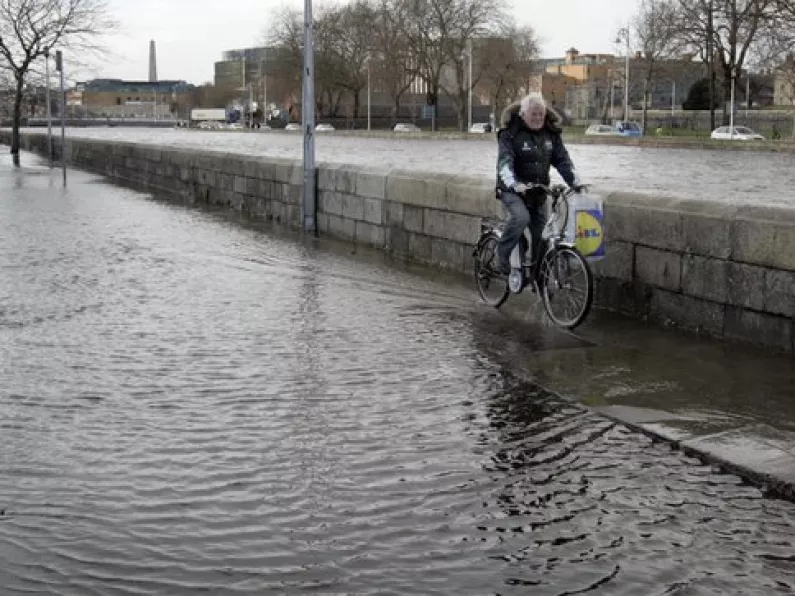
left=3, top=130, right=793, bottom=354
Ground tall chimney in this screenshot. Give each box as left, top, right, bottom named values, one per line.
left=149, top=40, right=158, bottom=82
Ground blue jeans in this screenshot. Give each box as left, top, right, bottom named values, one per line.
left=497, top=191, right=547, bottom=269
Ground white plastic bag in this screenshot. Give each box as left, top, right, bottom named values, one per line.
left=564, top=191, right=606, bottom=262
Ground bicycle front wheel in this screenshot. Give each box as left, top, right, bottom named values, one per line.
left=474, top=233, right=510, bottom=308
left=539, top=246, right=593, bottom=329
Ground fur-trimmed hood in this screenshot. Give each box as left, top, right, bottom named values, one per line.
left=499, top=101, right=564, bottom=133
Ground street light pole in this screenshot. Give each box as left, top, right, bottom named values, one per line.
left=623, top=28, right=630, bottom=122
left=44, top=48, right=52, bottom=167
left=367, top=57, right=371, bottom=131
left=467, top=39, right=473, bottom=131
left=55, top=50, right=66, bottom=186
left=302, top=0, right=316, bottom=234
left=729, top=67, right=736, bottom=138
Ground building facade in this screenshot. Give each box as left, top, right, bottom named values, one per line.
left=74, top=79, right=195, bottom=118
left=529, top=48, right=705, bottom=121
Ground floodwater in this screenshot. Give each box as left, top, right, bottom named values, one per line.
left=1, top=151, right=795, bottom=595
left=21, top=125, right=795, bottom=206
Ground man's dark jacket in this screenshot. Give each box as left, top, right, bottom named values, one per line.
left=495, top=102, right=577, bottom=200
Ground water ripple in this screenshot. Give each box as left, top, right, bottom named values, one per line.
left=1, top=161, right=795, bottom=595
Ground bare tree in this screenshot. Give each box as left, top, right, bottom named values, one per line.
left=438, top=0, right=505, bottom=131
left=265, top=6, right=305, bottom=119
left=0, top=0, right=115, bottom=165
left=371, top=0, right=416, bottom=124
left=397, top=0, right=458, bottom=131
left=477, top=24, right=538, bottom=123
left=632, top=0, right=682, bottom=134
left=675, top=0, right=795, bottom=126
left=324, top=0, right=375, bottom=120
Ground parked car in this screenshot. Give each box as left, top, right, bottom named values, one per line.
left=393, top=123, right=421, bottom=132
left=710, top=126, right=765, bottom=141
left=614, top=121, right=643, bottom=137
left=284, top=123, right=301, bottom=131
left=468, top=122, right=493, bottom=133
left=584, top=123, right=620, bottom=136
left=315, top=123, right=335, bottom=132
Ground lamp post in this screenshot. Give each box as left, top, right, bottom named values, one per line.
left=617, top=27, right=630, bottom=122
left=467, top=39, right=473, bottom=131
left=729, top=66, right=736, bottom=138
left=301, top=0, right=316, bottom=234
left=366, top=54, right=371, bottom=131
left=55, top=50, right=66, bottom=186
left=44, top=48, right=53, bottom=167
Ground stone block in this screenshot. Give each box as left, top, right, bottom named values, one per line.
left=444, top=178, right=495, bottom=216
left=317, top=165, right=338, bottom=192
left=317, top=212, right=329, bottom=233
left=766, top=269, right=795, bottom=318
left=423, top=209, right=480, bottom=245
left=724, top=306, right=793, bottom=353
left=407, top=233, right=433, bottom=263
left=593, top=278, right=652, bottom=318
left=356, top=170, right=389, bottom=199
left=284, top=184, right=302, bottom=205
left=385, top=172, right=452, bottom=210
left=146, top=148, right=162, bottom=163
left=430, top=238, right=466, bottom=270
left=320, top=191, right=343, bottom=216
left=335, top=167, right=359, bottom=195
left=326, top=213, right=356, bottom=240
left=385, top=227, right=408, bottom=254
left=341, top=195, right=365, bottom=221
left=681, top=255, right=729, bottom=304
left=726, top=262, right=767, bottom=312
left=385, top=201, right=404, bottom=226
left=603, top=193, right=685, bottom=252
left=403, top=205, right=424, bottom=233
left=355, top=221, right=386, bottom=247
left=674, top=201, right=737, bottom=259
left=731, top=204, right=795, bottom=271
left=650, top=289, right=725, bottom=335
left=362, top=198, right=383, bottom=225
left=590, top=241, right=634, bottom=282
left=635, top=246, right=681, bottom=292
left=234, top=176, right=248, bottom=194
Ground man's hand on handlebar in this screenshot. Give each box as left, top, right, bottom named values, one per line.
left=570, top=183, right=589, bottom=194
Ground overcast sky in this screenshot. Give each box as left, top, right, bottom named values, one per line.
left=88, top=0, right=639, bottom=84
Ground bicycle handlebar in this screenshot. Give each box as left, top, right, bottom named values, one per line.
left=518, top=183, right=589, bottom=199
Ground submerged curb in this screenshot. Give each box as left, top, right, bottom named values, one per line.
left=558, top=393, right=795, bottom=503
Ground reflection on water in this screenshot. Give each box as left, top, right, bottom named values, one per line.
left=1, top=156, right=795, bottom=595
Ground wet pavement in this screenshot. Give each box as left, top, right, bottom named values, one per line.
left=2, top=149, right=795, bottom=595
left=17, top=126, right=795, bottom=206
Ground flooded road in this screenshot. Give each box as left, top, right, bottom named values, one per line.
left=2, top=152, right=795, bottom=595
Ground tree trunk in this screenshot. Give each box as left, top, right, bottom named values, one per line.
left=458, top=93, right=467, bottom=131
left=353, top=89, right=360, bottom=119
left=721, top=67, right=732, bottom=126
left=642, top=78, right=650, bottom=136
left=11, top=76, right=24, bottom=166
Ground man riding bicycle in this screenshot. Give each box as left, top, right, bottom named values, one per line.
left=495, top=93, right=583, bottom=275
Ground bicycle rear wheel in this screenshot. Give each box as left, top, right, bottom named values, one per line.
left=539, top=246, right=593, bottom=329
left=474, top=234, right=509, bottom=308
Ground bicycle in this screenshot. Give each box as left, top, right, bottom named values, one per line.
left=473, top=183, right=594, bottom=330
